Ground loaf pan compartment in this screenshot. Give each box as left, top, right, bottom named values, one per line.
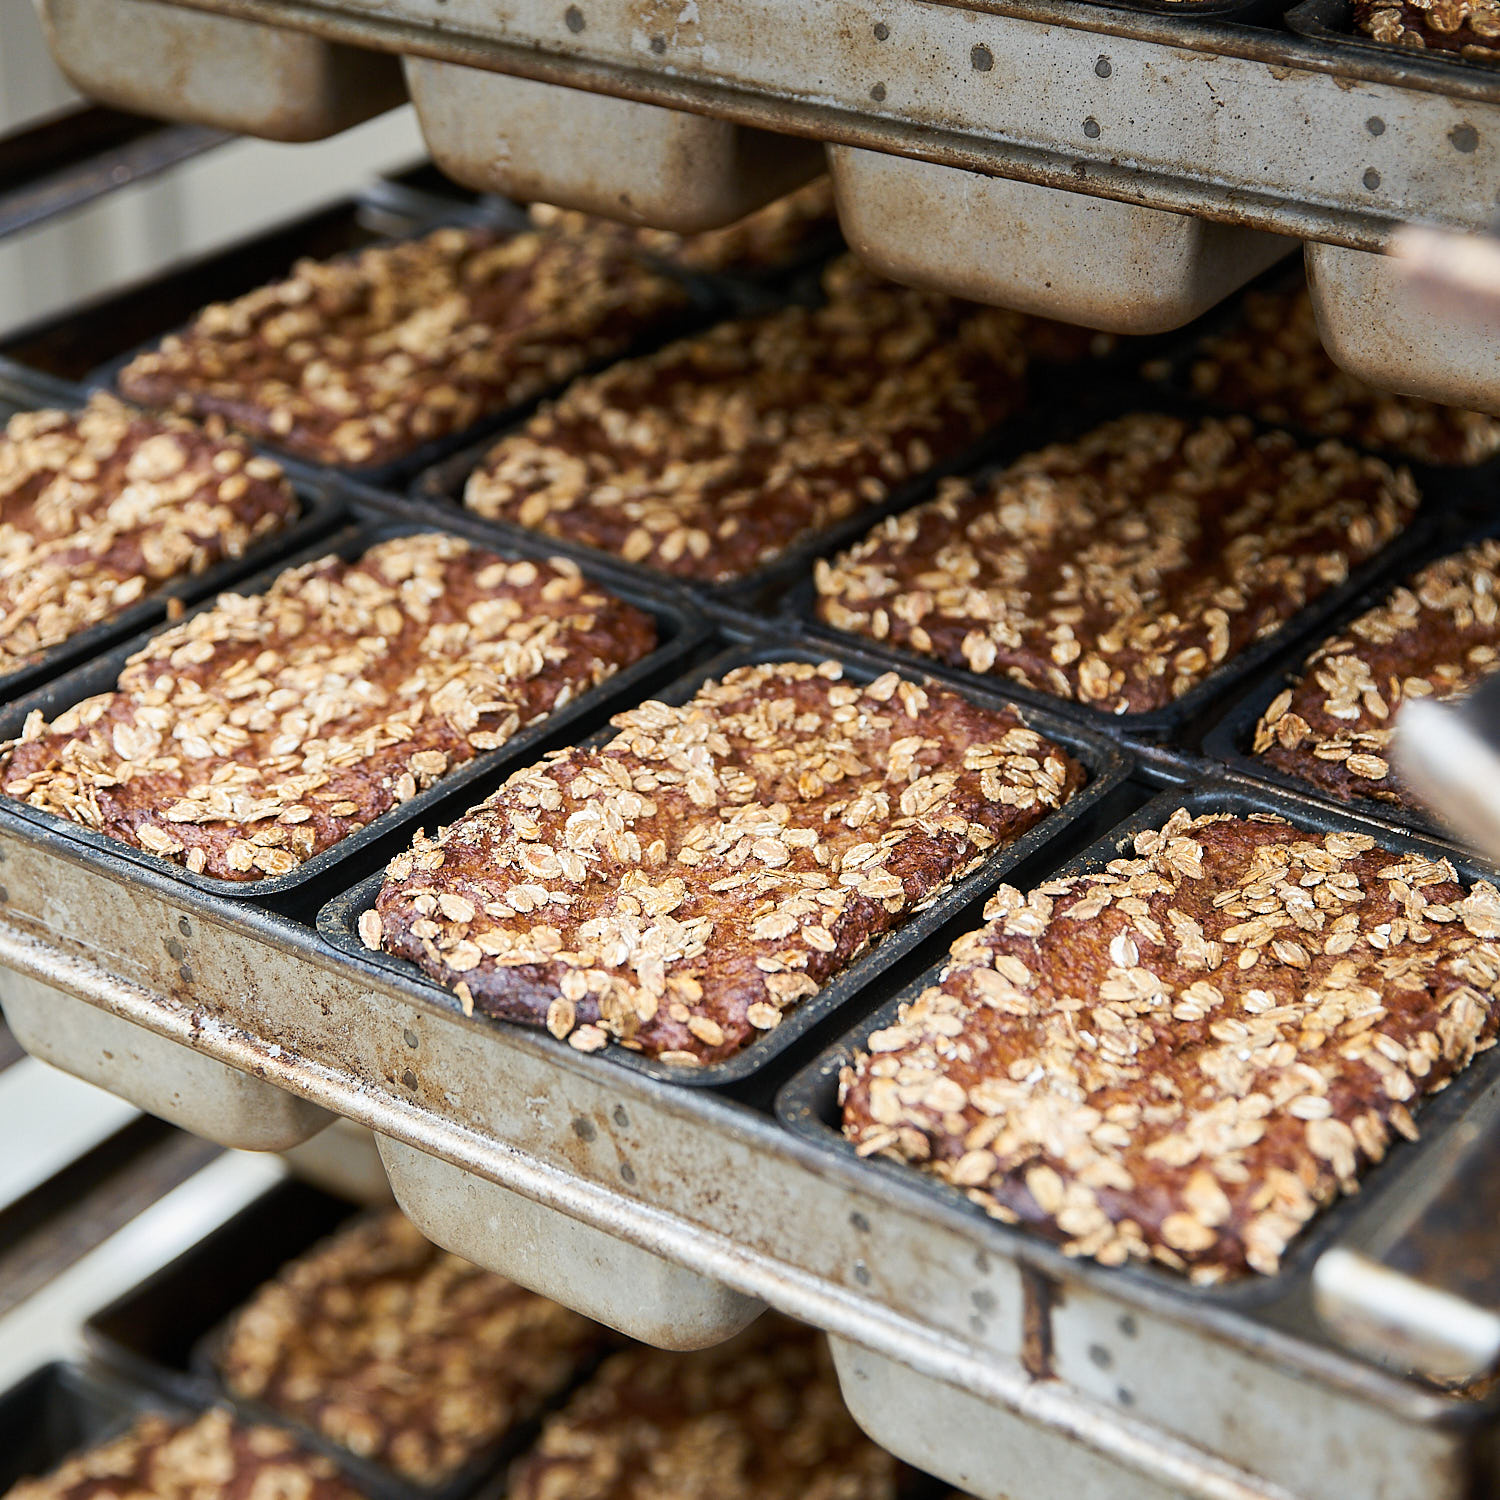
left=318, top=632, right=1132, bottom=1088
left=403, top=59, right=823, bottom=235
left=37, top=0, right=404, bottom=142
left=776, top=779, right=1500, bottom=1315
left=0, top=515, right=708, bottom=901
left=0, top=971, right=335, bottom=1151
left=828, top=148, right=1295, bottom=336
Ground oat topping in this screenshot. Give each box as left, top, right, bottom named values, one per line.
left=1254, top=538, right=1500, bottom=811
left=528, top=176, right=839, bottom=275
left=815, top=413, right=1417, bottom=714
left=841, top=808, right=1500, bottom=1280
left=507, top=1316, right=904, bottom=1500
left=463, top=256, right=1030, bottom=583
left=373, top=660, right=1085, bottom=1062
left=218, top=1210, right=606, bottom=1486
left=0, top=533, right=655, bottom=882
left=1357, top=0, right=1500, bottom=59
left=1170, top=280, right=1500, bottom=465
left=117, top=225, right=690, bottom=469
left=0, top=393, right=295, bottom=677
left=2, top=1408, right=366, bottom=1500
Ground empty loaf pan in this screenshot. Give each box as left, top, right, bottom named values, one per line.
left=828, top=147, right=1294, bottom=335
left=376, top=1135, right=767, bottom=1350
left=404, top=59, right=823, bottom=233
left=0, top=971, right=334, bottom=1151
left=1305, top=240, right=1500, bottom=418
left=38, top=0, right=405, bottom=142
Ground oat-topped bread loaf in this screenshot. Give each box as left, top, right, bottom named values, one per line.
left=368, top=660, right=1085, bottom=1063
left=1255, top=538, right=1500, bottom=811
left=507, top=1316, right=904, bottom=1500
left=0, top=533, right=655, bottom=881
left=528, top=176, right=839, bottom=275
left=1170, top=280, right=1500, bottom=465
left=842, top=808, right=1500, bottom=1281
left=2, top=1408, right=366, bottom=1500
left=116, top=225, right=690, bottom=469
left=815, top=413, right=1417, bottom=715
left=1356, top=0, right=1500, bottom=60
left=462, top=256, right=1031, bottom=583
left=217, top=1209, right=606, bottom=1486
left=0, top=393, right=295, bottom=677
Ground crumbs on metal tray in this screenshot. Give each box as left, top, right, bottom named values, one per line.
left=815, top=412, right=1417, bottom=714
left=368, top=659, right=1086, bottom=1063
left=840, top=808, right=1500, bottom=1281
left=0, top=533, right=655, bottom=882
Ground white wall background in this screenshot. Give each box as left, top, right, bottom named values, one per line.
left=0, top=4, right=426, bottom=337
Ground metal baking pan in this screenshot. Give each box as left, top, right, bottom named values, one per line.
left=37, top=0, right=404, bottom=142
left=0, top=516, right=707, bottom=902
left=1305, top=240, right=1500, bottom=419
left=1202, top=509, right=1500, bottom=843
left=318, top=633, right=1133, bottom=1088
left=1070, top=0, right=1290, bottom=21
left=777, top=778, right=1500, bottom=1318
left=828, top=147, right=1296, bottom=336
left=787, top=401, right=1445, bottom=748
left=0, top=401, right=346, bottom=707
left=403, top=59, right=824, bottom=235
left=0, top=971, right=336, bottom=1150
left=1287, top=0, right=1500, bottom=81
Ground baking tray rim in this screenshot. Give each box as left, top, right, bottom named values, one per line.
left=316, top=631, right=1135, bottom=1088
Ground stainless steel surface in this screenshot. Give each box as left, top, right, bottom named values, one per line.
left=0, top=974, right=334, bottom=1152
left=119, top=0, right=1500, bottom=250
left=377, top=1135, right=767, bottom=1348
left=1306, top=241, right=1500, bottom=415
left=404, top=59, right=822, bottom=231
left=37, top=0, right=405, bottom=142
left=828, top=146, right=1295, bottom=333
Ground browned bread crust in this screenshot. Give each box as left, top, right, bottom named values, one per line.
left=816, top=413, right=1417, bottom=714
left=1, top=534, right=655, bottom=881
left=117, top=226, right=689, bottom=469
left=0, top=394, right=294, bottom=675
left=370, top=660, right=1086, bottom=1063
left=217, top=1209, right=605, bottom=1486
left=841, top=809, right=1500, bottom=1281
left=1256, top=539, right=1500, bottom=810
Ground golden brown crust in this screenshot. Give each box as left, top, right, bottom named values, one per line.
left=815, top=413, right=1418, bottom=714
left=841, top=809, right=1500, bottom=1281
left=1255, top=539, right=1500, bottom=810
left=507, top=1317, right=903, bottom=1500
left=1175, top=281, right=1500, bottom=465
left=117, top=226, right=689, bottom=469
left=463, top=257, right=1029, bottom=583
left=0, top=534, right=656, bottom=882
left=2, top=1409, right=366, bottom=1500
left=217, top=1210, right=606, bottom=1486
left=371, top=660, right=1086, bottom=1063
left=0, top=394, right=295, bottom=676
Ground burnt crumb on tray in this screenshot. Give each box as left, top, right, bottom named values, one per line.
left=841, top=808, right=1500, bottom=1281
left=368, top=659, right=1086, bottom=1064
left=116, top=225, right=691, bottom=469
left=0, top=533, right=655, bottom=882
left=815, top=412, right=1417, bottom=715
left=0, top=392, right=295, bottom=676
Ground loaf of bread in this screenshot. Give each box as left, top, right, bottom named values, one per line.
left=816, top=412, right=1417, bottom=714
left=0, top=534, right=656, bottom=881
left=1255, top=538, right=1500, bottom=810
left=1355, top=0, right=1500, bottom=61
left=368, top=660, right=1086, bottom=1063
left=217, top=1209, right=606, bottom=1485
left=117, top=226, right=690, bottom=468
left=0, top=393, right=294, bottom=677
left=3, top=1408, right=366, bottom=1500
left=841, top=808, right=1500, bottom=1280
